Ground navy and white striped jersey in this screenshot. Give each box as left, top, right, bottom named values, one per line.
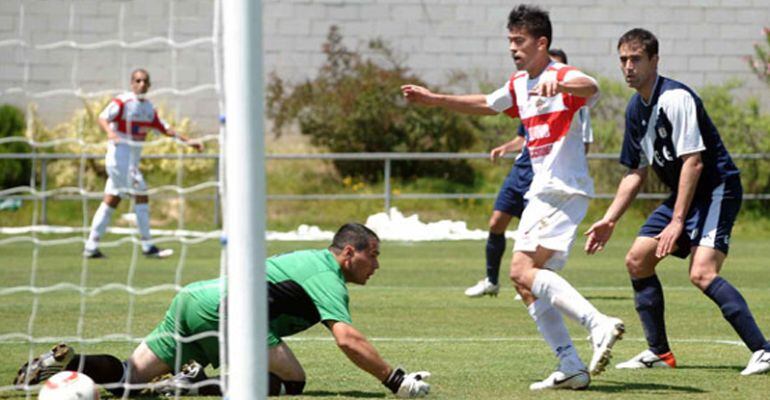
left=620, top=76, right=739, bottom=199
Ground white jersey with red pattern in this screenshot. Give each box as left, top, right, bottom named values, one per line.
left=99, top=92, right=169, bottom=167
left=486, top=62, right=598, bottom=198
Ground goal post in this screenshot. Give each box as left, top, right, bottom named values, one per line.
left=222, top=0, right=267, bottom=398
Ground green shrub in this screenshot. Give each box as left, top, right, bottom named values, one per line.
left=700, top=81, right=770, bottom=211
left=25, top=99, right=213, bottom=192
left=0, top=104, right=30, bottom=189
left=267, top=26, right=480, bottom=185
left=747, top=27, right=770, bottom=85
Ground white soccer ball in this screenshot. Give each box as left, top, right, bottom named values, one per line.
left=38, top=371, right=100, bottom=400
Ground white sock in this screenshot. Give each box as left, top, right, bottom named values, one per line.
left=134, top=203, right=153, bottom=251
left=528, top=299, right=586, bottom=371
left=86, top=202, right=115, bottom=251
left=531, top=269, right=604, bottom=331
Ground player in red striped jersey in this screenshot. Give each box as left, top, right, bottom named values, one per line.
left=401, top=4, right=623, bottom=391
left=83, top=69, right=203, bottom=259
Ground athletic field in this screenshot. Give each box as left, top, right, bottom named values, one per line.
left=1, top=230, right=769, bottom=399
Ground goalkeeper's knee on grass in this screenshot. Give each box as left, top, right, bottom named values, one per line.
left=269, top=372, right=305, bottom=395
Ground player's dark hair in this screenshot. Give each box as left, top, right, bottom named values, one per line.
left=330, top=223, right=379, bottom=252
left=507, top=4, right=552, bottom=49
left=548, top=48, right=567, bottom=64
left=618, top=28, right=659, bottom=58
left=130, top=68, right=150, bottom=82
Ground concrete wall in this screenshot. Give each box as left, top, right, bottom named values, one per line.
left=2, top=0, right=769, bottom=134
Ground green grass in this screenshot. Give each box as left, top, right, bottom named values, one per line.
left=1, top=230, right=770, bottom=399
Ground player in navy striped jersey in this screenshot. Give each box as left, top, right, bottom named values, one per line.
left=585, top=28, right=770, bottom=375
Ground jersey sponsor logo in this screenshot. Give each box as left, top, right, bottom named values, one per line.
left=662, top=147, right=674, bottom=161
left=528, top=124, right=550, bottom=140
left=529, top=143, right=553, bottom=159
left=523, top=111, right=572, bottom=148
left=653, top=148, right=675, bottom=167
left=653, top=150, right=665, bottom=167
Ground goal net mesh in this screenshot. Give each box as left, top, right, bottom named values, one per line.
left=0, top=0, right=227, bottom=397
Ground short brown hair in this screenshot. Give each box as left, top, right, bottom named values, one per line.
left=618, top=28, right=658, bottom=58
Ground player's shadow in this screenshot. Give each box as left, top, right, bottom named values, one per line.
left=677, top=364, right=743, bottom=372
left=303, top=390, right=386, bottom=398
left=585, top=295, right=631, bottom=301
left=589, top=379, right=707, bottom=394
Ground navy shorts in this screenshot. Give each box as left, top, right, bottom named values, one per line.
left=639, top=177, right=742, bottom=258
left=493, top=165, right=532, bottom=218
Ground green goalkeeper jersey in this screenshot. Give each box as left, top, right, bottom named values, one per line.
left=145, top=248, right=351, bottom=368
left=266, top=248, right=352, bottom=345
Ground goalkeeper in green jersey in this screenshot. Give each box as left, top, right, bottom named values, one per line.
left=14, top=223, right=431, bottom=397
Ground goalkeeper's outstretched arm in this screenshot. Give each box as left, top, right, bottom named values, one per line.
left=327, top=321, right=431, bottom=398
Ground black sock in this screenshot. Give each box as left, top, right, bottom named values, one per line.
left=485, top=232, right=506, bottom=285
left=66, top=354, right=129, bottom=397
left=632, top=275, right=671, bottom=355
left=704, top=277, right=770, bottom=352
left=269, top=372, right=305, bottom=395
left=65, top=354, right=124, bottom=384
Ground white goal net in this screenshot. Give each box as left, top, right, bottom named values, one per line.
left=0, top=0, right=250, bottom=397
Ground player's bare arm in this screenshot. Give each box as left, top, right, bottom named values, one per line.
left=529, top=76, right=598, bottom=98
left=490, top=135, right=525, bottom=162
left=328, top=320, right=431, bottom=397
left=163, top=129, right=204, bottom=152
left=654, top=152, right=703, bottom=258
left=328, top=321, right=391, bottom=380
left=585, top=167, right=647, bottom=254
left=97, top=117, right=120, bottom=143
left=401, top=84, right=497, bottom=115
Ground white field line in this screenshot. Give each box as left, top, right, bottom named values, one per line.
left=0, top=336, right=745, bottom=347
left=349, top=286, right=769, bottom=292
left=285, top=336, right=745, bottom=347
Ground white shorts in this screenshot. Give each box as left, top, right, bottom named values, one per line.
left=104, top=163, right=147, bottom=196
left=513, top=192, right=589, bottom=271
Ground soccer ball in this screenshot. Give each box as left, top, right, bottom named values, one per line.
left=38, top=371, right=100, bottom=400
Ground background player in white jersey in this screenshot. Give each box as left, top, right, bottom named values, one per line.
left=83, top=69, right=203, bottom=259
left=585, top=28, right=770, bottom=376
left=402, top=4, right=623, bottom=390
left=465, top=48, right=594, bottom=299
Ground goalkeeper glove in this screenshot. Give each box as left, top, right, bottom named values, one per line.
left=382, top=367, right=431, bottom=398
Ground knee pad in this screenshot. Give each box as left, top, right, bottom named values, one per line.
left=269, top=373, right=305, bottom=396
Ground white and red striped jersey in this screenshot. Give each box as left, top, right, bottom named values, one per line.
left=486, top=62, right=598, bottom=198
left=99, top=92, right=169, bottom=166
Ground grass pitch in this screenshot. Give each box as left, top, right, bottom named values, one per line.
left=1, top=232, right=769, bottom=399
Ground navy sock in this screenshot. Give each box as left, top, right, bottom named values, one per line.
left=704, top=277, right=770, bottom=352
left=485, top=232, right=506, bottom=285
left=632, top=275, right=671, bottom=355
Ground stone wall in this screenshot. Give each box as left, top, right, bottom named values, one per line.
left=2, top=0, right=769, bottom=134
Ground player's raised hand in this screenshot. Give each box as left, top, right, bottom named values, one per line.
left=584, top=218, right=615, bottom=254
left=528, top=79, right=562, bottom=98
left=396, top=371, right=431, bottom=398
left=489, top=144, right=508, bottom=163
left=401, top=84, right=435, bottom=105
left=188, top=139, right=204, bottom=152
left=654, top=220, right=683, bottom=258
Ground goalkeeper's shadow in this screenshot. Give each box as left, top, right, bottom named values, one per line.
left=301, top=390, right=386, bottom=398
